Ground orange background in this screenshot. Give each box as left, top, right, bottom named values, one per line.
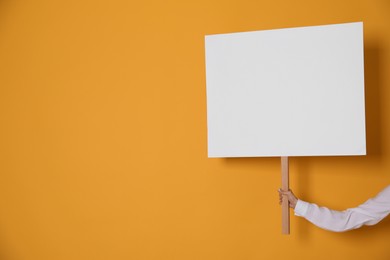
left=0, top=0, right=389, bottom=259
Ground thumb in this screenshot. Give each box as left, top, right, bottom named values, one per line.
left=279, top=189, right=290, bottom=195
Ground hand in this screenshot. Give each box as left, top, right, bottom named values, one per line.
left=278, top=189, right=298, bottom=209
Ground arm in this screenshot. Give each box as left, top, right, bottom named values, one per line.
left=280, top=185, right=390, bottom=232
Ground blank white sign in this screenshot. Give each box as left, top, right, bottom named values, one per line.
left=205, top=22, right=366, bottom=157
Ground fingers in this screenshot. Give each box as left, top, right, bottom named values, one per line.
left=278, top=188, right=293, bottom=206
left=278, top=188, right=287, bottom=205
left=278, top=188, right=298, bottom=209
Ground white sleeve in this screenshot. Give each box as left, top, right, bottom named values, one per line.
left=293, top=185, right=390, bottom=232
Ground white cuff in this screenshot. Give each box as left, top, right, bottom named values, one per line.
left=294, top=199, right=310, bottom=217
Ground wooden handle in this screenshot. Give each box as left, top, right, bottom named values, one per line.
left=281, top=156, right=290, bottom=234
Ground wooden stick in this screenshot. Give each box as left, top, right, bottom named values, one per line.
left=281, top=156, right=290, bottom=234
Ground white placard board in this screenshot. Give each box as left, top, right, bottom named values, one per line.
left=205, top=22, right=366, bottom=157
